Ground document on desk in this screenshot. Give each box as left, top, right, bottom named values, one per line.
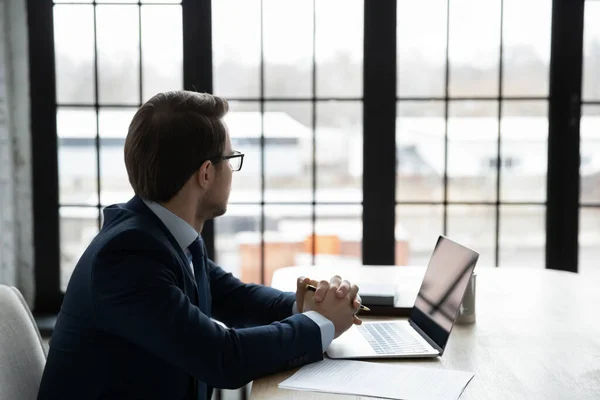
left=278, top=359, right=474, bottom=400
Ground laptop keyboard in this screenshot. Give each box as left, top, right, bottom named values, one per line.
left=357, top=322, right=429, bottom=355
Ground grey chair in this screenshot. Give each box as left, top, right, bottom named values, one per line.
left=0, top=285, right=46, bottom=400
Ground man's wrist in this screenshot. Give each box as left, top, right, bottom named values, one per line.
left=302, top=311, right=335, bottom=352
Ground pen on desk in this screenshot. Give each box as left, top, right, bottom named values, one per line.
left=304, top=284, right=370, bottom=312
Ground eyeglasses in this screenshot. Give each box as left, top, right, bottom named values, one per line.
left=221, top=151, right=244, bottom=172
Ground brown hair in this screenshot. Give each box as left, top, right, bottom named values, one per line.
left=124, top=91, right=229, bottom=202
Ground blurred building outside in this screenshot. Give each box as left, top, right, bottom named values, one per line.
left=57, top=110, right=600, bottom=288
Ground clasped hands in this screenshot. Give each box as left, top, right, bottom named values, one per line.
left=295, top=275, right=362, bottom=338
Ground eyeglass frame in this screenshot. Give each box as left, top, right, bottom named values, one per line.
left=217, top=150, right=244, bottom=172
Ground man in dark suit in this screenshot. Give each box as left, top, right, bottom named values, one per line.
left=38, top=91, right=362, bottom=400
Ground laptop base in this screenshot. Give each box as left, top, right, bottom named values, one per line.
left=326, top=321, right=440, bottom=360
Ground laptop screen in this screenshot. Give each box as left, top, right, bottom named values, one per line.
left=409, top=236, right=479, bottom=352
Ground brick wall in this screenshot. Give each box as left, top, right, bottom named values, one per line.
left=0, top=0, right=34, bottom=306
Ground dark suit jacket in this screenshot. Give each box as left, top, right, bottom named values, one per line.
left=37, top=196, right=323, bottom=400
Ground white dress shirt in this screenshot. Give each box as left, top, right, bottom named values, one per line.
left=142, top=199, right=334, bottom=352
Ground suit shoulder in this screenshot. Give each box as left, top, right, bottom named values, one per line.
left=94, top=212, right=174, bottom=258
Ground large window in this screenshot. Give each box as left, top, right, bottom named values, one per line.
left=29, top=0, right=588, bottom=312
left=212, top=0, right=363, bottom=284
left=53, top=1, right=183, bottom=290
left=395, top=0, right=551, bottom=268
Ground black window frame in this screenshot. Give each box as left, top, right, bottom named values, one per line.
left=28, top=0, right=584, bottom=317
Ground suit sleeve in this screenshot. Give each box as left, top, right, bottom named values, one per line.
left=207, top=260, right=297, bottom=328
left=91, top=231, right=324, bottom=390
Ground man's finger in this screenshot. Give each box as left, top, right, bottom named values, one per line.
left=353, top=315, right=362, bottom=325
left=315, top=280, right=329, bottom=302
left=329, top=275, right=342, bottom=293
left=295, top=276, right=311, bottom=313
left=296, top=276, right=310, bottom=288
left=337, top=280, right=351, bottom=298
left=348, top=284, right=359, bottom=303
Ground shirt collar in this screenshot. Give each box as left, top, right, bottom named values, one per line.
left=142, top=199, right=198, bottom=252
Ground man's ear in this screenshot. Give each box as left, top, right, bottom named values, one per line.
left=196, top=160, right=214, bottom=189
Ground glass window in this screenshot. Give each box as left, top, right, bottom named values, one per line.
left=396, top=0, right=550, bottom=268
left=581, top=1, right=600, bottom=274
left=60, top=207, right=99, bottom=291
left=583, top=1, right=600, bottom=101
left=500, top=101, right=548, bottom=202
left=54, top=5, right=95, bottom=104
left=397, top=0, right=447, bottom=98
left=500, top=205, right=545, bottom=267
left=502, top=0, right=551, bottom=97
left=213, top=0, right=364, bottom=280
left=579, top=207, right=600, bottom=275
left=448, top=0, right=501, bottom=97
left=396, top=205, right=444, bottom=266
left=54, top=2, right=183, bottom=289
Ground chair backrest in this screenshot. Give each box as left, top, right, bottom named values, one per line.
left=0, top=285, right=46, bottom=400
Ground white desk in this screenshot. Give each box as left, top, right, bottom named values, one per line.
left=251, top=266, right=600, bottom=399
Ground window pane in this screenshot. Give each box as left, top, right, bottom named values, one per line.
left=212, top=0, right=261, bottom=98
left=583, top=1, right=600, bottom=101
left=57, top=107, right=98, bottom=205
left=316, top=101, right=362, bottom=202
left=141, top=6, right=183, bottom=101
left=448, top=101, right=498, bottom=202
left=396, top=205, right=443, bottom=266
left=502, top=0, right=551, bottom=97
left=60, top=206, right=98, bottom=291
left=449, top=0, right=501, bottom=97
left=396, top=101, right=445, bottom=202
left=579, top=207, right=600, bottom=275
left=229, top=204, right=363, bottom=286
left=55, top=1, right=182, bottom=4
left=397, top=0, right=447, bottom=98
left=315, top=204, right=362, bottom=266
left=315, top=0, right=363, bottom=98
left=95, top=0, right=181, bottom=3
left=499, top=205, right=545, bottom=267
left=54, top=5, right=95, bottom=104
left=98, top=107, right=136, bottom=139
left=447, top=205, right=496, bottom=267
left=96, top=5, right=140, bottom=104
left=215, top=204, right=261, bottom=280
left=98, top=108, right=137, bottom=204
left=263, top=0, right=313, bottom=98
left=263, top=102, right=313, bottom=202
left=580, top=105, right=600, bottom=204
left=500, top=101, right=548, bottom=202
left=225, top=102, right=262, bottom=203
left=263, top=205, right=313, bottom=286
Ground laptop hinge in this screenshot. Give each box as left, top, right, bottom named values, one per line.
left=409, top=320, right=444, bottom=355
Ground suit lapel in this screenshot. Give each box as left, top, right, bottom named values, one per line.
left=124, top=196, right=200, bottom=306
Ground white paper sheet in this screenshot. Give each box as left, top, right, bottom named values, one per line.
left=278, top=359, right=474, bottom=400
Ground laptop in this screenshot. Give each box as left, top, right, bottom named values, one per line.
left=326, top=235, right=479, bottom=359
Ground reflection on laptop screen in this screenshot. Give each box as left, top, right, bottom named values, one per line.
left=409, top=236, right=479, bottom=352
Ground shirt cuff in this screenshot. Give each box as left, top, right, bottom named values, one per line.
left=302, top=311, right=335, bottom=352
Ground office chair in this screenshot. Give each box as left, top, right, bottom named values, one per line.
left=0, top=285, right=46, bottom=399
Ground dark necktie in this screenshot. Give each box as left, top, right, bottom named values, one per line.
left=188, top=237, right=211, bottom=317
left=187, top=237, right=211, bottom=400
